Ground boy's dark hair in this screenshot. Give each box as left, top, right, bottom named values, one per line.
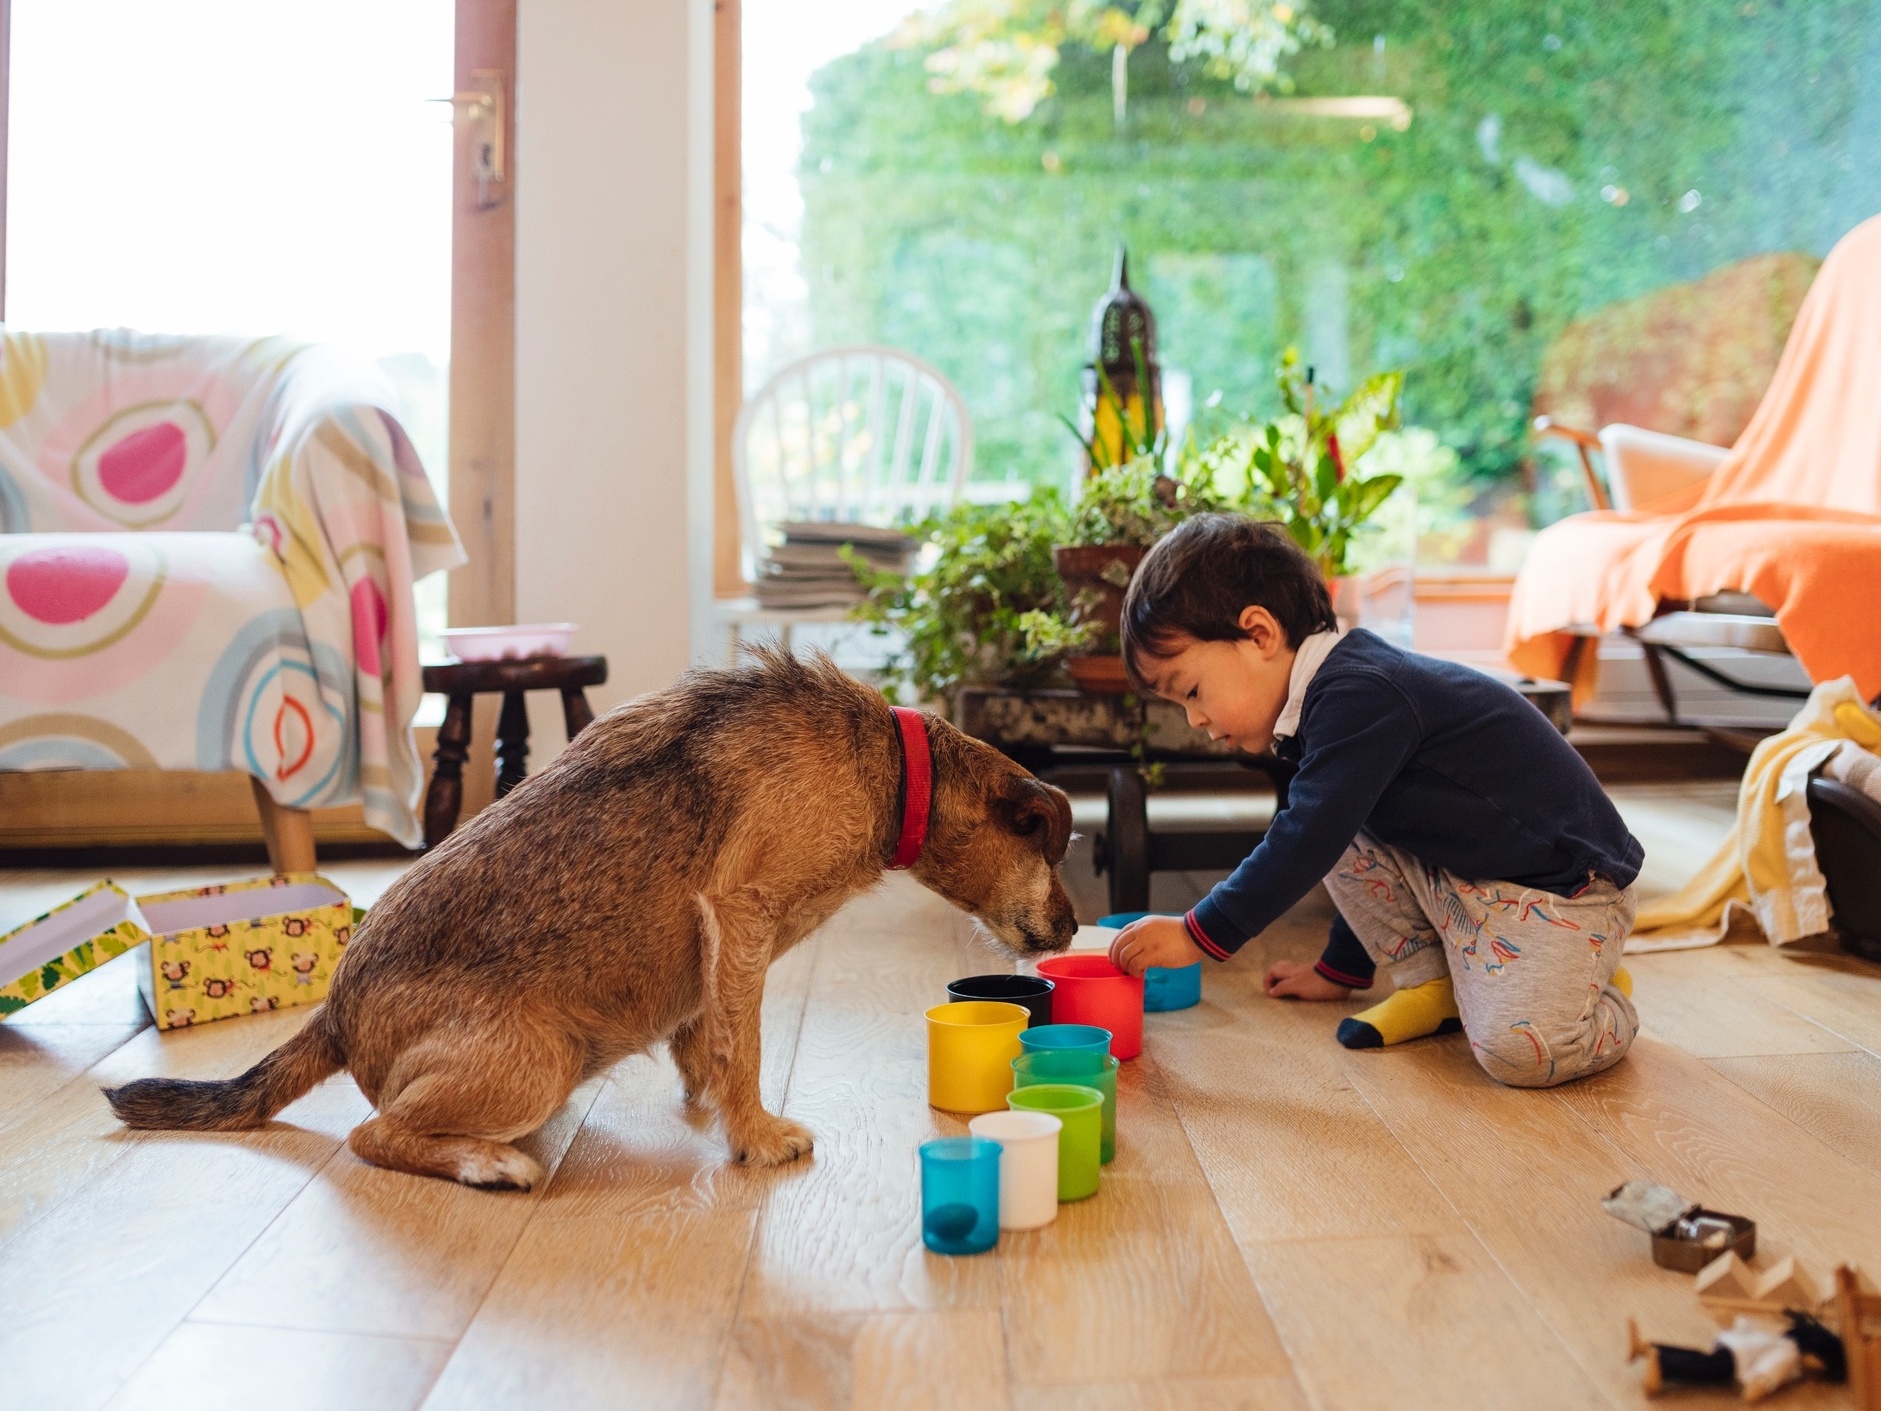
left=1121, top=513, right=1337, bottom=690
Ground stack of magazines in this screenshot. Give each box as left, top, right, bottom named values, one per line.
left=753, top=521, right=919, bottom=609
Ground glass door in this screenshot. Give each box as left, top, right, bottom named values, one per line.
left=6, top=0, right=455, bottom=649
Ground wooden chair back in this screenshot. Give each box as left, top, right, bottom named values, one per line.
left=732, top=346, right=972, bottom=582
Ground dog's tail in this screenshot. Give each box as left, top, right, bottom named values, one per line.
left=103, top=1005, right=345, bottom=1131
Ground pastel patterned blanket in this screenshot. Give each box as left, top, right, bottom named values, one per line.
left=0, top=330, right=463, bottom=847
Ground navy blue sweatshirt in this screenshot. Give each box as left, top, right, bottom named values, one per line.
left=1183, top=630, right=1643, bottom=979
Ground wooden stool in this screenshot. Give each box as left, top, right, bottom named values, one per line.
left=420, top=654, right=608, bottom=849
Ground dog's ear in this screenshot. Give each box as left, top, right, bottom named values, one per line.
left=998, top=777, right=1073, bottom=864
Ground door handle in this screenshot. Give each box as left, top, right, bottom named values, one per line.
left=431, top=69, right=506, bottom=210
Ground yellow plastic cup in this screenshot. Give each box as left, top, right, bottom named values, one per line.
left=926, top=1000, right=1031, bottom=1114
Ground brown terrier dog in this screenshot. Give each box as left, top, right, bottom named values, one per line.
left=105, top=651, right=1077, bottom=1188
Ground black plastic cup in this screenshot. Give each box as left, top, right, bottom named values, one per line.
left=947, top=974, right=1055, bottom=1028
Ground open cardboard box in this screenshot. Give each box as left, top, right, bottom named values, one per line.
left=0, top=873, right=357, bottom=1030
left=136, top=874, right=356, bottom=1030
left=0, top=881, right=150, bottom=1015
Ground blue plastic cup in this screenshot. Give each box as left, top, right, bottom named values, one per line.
left=1013, top=1049, right=1118, bottom=1164
left=1018, top=1023, right=1112, bottom=1060
left=1100, top=911, right=1203, bottom=1013
left=1144, top=962, right=1202, bottom=1012
left=919, top=1137, right=1001, bottom=1255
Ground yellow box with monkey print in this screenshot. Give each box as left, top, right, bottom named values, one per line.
left=133, top=874, right=357, bottom=1031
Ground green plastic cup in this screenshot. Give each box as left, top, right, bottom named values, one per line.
left=1007, top=1083, right=1103, bottom=1201
left=1013, top=1050, right=1118, bottom=1164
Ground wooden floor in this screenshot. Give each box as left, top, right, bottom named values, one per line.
left=2, top=783, right=1879, bottom=1410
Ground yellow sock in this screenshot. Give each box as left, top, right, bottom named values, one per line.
left=1336, top=976, right=1461, bottom=1049
left=1611, top=966, right=1633, bottom=998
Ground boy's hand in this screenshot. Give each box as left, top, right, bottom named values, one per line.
left=1108, top=915, right=1205, bottom=977
left=1262, top=958, right=1352, bottom=1001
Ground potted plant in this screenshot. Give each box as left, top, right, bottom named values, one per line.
left=846, top=490, right=1092, bottom=707
left=1199, top=349, right=1407, bottom=625
left=1052, top=455, right=1225, bottom=691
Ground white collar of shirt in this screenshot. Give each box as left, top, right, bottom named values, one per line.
left=1271, top=629, right=1343, bottom=742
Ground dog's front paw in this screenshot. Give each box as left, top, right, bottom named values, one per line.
left=454, top=1142, right=544, bottom=1192
left=728, top=1113, right=815, bottom=1166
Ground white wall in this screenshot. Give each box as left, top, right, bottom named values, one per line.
left=515, top=0, right=716, bottom=727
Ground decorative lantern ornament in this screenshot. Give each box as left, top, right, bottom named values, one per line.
left=1083, top=245, right=1163, bottom=471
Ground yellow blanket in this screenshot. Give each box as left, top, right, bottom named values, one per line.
left=1629, top=677, right=1881, bottom=951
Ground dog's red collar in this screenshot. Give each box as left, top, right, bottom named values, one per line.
left=889, top=706, right=933, bottom=869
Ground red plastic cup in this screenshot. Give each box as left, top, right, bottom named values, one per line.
left=1035, top=954, right=1144, bottom=1060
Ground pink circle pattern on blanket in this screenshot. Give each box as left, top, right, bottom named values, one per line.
left=69, top=401, right=217, bottom=527
left=97, top=421, right=189, bottom=504
left=5, top=543, right=130, bottom=624
left=0, top=540, right=167, bottom=659
left=351, top=577, right=388, bottom=678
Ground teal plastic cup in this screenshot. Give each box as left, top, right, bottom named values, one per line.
left=1013, top=1049, right=1118, bottom=1164
left=1100, top=911, right=1202, bottom=1013
left=918, top=1136, right=1001, bottom=1255
left=1017, top=1023, right=1111, bottom=1060
left=1143, top=962, right=1203, bottom=1012
left=1006, top=1083, right=1103, bottom=1201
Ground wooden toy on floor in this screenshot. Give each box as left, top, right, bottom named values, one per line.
left=1697, top=1252, right=1824, bottom=1321
left=1600, top=1179, right=1757, bottom=1271
left=1627, top=1312, right=1845, bottom=1402
left=1838, top=1265, right=1881, bottom=1411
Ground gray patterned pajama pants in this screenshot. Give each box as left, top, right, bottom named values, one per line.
left=1323, top=834, right=1640, bottom=1088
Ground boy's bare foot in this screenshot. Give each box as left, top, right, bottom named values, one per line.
left=1263, top=958, right=1353, bottom=1001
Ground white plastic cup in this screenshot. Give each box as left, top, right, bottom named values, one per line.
left=967, top=1109, right=1062, bottom=1230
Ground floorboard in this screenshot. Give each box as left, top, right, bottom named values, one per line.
left=1704, top=1051, right=1881, bottom=1178
left=3, top=776, right=1878, bottom=1410
left=104, top=1324, right=452, bottom=1411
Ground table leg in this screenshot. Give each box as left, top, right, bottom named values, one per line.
left=561, top=687, right=595, bottom=742
left=496, top=690, right=531, bottom=797
left=250, top=776, right=317, bottom=875
left=1105, top=766, right=1151, bottom=915
left=424, top=692, right=475, bottom=849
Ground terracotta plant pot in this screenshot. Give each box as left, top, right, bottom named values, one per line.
left=1053, top=544, right=1146, bottom=650
left=1064, top=655, right=1131, bottom=695
left=1327, top=574, right=1360, bottom=634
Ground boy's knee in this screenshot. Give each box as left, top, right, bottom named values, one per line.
left=1470, top=1023, right=1566, bottom=1088
left=1468, top=1011, right=1635, bottom=1089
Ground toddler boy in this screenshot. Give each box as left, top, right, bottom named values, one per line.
left=1106, top=514, right=1641, bottom=1087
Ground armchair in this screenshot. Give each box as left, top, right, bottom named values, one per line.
left=0, top=329, right=462, bottom=864
left=1532, top=417, right=1800, bottom=726
left=1510, top=215, right=1881, bottom=724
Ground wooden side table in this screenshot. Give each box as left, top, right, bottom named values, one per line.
left=954, top=687, right=1290, bottom=914
left=420, top=654, right=608, bottom=849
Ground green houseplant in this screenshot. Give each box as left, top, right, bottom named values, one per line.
left=1052, top=455, right=1225, bottom=690
left=1224, top=349, right=1406, bottom=578
left=846, top=490, right=1091, bottom=706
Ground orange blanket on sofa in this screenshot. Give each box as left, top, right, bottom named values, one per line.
left=1506, top=214, right=1881, bottom=697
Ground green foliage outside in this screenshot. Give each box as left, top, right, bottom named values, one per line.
left=794, top=0, right=1881, bottom=508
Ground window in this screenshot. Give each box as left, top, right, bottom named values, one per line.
left=744, top=1, right=1881, bottom=562
left=8, top=0, right=454, bottom=645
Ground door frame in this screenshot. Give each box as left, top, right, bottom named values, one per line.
left=449, top=0, right=517, bottom=635
left=712, top=0, right=743, bottom=597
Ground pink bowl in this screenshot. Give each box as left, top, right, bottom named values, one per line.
left=441, top=623, right=576, bottom=661
left=1035, top=954, right=1144, bottom=1059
